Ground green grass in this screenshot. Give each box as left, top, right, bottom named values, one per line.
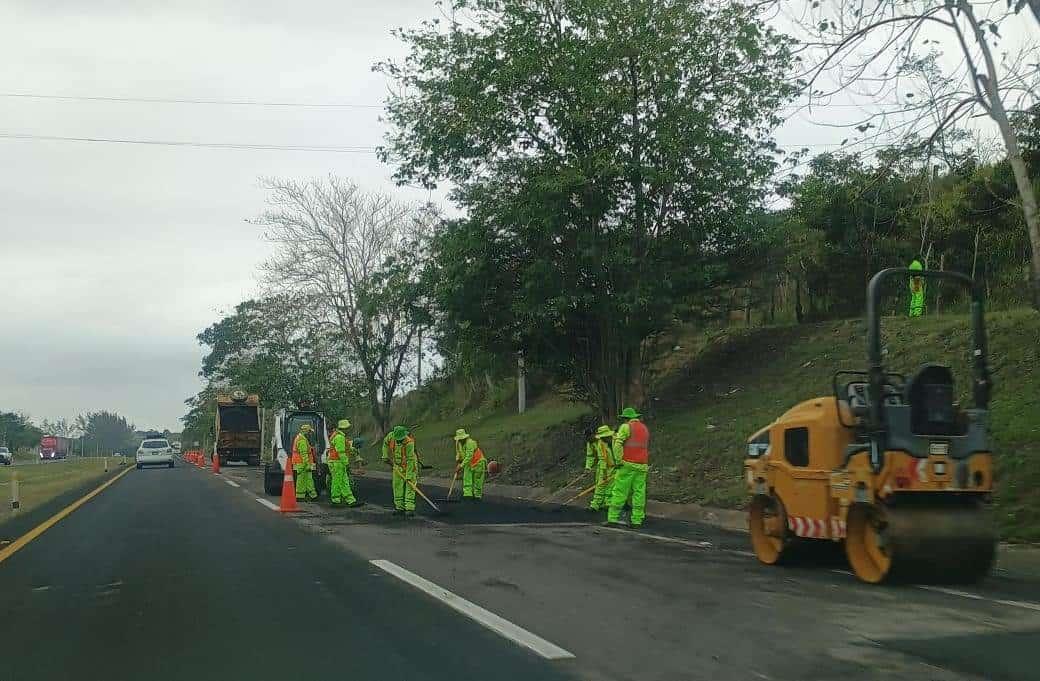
left=0, top=459, right=119, bottom=524
left=394, top=309, right=1040, bottom=541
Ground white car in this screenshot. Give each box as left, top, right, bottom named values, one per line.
left=136, top=439, right=174, bottom=469
left=0, top=446, right=11, bottom=465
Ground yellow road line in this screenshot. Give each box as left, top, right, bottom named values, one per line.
left=0, top=465, right=134, bottom=566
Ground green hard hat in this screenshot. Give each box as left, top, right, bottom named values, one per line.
left=453, top=428, right=470, bottom=441
left=299, top=423, right=313, bottom=433
left=595, top=425, right=614, bottom=438
left=618, top=407, right=641, bottom=420
left=909, top=259, right=923, bottom=271
left=392, top=425, right=409, bottom=441
left=337, top=419, right=351, bottom=430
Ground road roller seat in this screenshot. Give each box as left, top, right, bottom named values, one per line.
left=905, top=363, right=961, bottom=436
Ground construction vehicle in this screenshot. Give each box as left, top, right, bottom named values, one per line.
left=215, top=391, right=263, bottom=467
left=263, top=404, right=329, bottom=497
left=744, top=268, right=996, bottom=584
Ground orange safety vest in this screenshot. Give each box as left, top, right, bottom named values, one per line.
left=327, top=431, right=348, bottom=461
left=387, top=436, right=414, bottom=468
left=622, top=420, right=650, bottom=465
left=457, top=440, right=485, bottom=468
left=290, top=434, right=315, bottom=466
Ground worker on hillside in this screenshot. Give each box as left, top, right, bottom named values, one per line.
left=909, top=256, right=926, bottom=317
left=453, top=428, right=487, bottom=501
left=607, top=407, right=650, bottom=528
left=585, top=425, right=617, bottom=512
left=327, top=419, right=361, bottom=507
left=381, top=425, right=417, bottom=516
left=291, top=423, right=318, bottom=502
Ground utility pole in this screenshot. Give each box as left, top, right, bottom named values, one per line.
left=517, top=352, right=526, bottom=415
left=417, top=327, right=423, bottom=387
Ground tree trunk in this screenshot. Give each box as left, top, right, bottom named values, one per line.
left=769, top=279, right=776, bottom=324
left=962, top=1, right=1040, bottom=309
left=794, top=274, right=804, bottom=324
left=971, top=227, right=981, bottom=279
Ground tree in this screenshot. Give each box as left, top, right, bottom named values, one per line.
left=379, top=0, right=795, bottom=418
left=255, top=177, right=433, bottom=433
left=0, top=411, right=42, bottom=451
left=78, top=411, right=136, bottom=455
left=796, top=0, right=1040, bottom=308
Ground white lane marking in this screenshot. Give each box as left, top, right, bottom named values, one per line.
left=596, top=525, right=714, bottom=550
left=370, top=559, right=575, bottom=660
left=829, top=570, right=1040, bottom=613
left=918, top=585, right=1040, bottom=612
left=224, top=479, right=240, bottom=488
left=255, top=498, right=280, bottom=511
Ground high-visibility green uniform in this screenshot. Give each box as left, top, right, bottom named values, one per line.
left=909, top=258, right=925, bottom=317
left=585, top=437, right=617, bottom=511
left=382, top=432, right=417, bottom=512
left=455, top=437, right=487, bottom=500
left=291, top=432, right=318, bottom=501
left=328, top=429, right=357, bottom=505
left=608, top=418, right=650, bottom=527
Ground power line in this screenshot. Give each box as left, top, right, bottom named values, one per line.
left=0, top=92, right=383, bottom=109
left=0, top=132, right=378, bottom=153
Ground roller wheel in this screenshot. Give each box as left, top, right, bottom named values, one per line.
left=749, top=495, right=791, bottom=565
left=845, top=504, right=892, bottom=584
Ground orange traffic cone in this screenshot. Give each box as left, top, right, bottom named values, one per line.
left=279, top=462, right=299, bottom=513
left=197, top=453, right=205, bottom=468
left=212, top=452, right=220, bottom=474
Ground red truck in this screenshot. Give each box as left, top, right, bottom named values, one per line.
left=39, top=435, right=72, bottom=461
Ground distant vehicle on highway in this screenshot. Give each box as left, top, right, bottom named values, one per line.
left=39, top=435, right=72, bottom=461
left=136, top=439, right=174, bottom=469
left=0, top=446, right=11, bottom=465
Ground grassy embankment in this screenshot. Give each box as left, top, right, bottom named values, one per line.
left=390, top=309, right=1039, bottom=541
left=0, top=459, right=122, bottom=526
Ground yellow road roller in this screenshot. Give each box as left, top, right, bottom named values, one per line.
left=744, top=268, right=996, bottom=584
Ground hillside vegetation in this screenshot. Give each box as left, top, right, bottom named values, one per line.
left=393, top=309, right=1040, bottom=542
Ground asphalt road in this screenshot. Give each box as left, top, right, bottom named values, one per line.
left=2, top=459, right=1039, bottom=681
left=0, top=464, right=579, bottom=681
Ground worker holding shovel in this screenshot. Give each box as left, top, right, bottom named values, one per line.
left=453, top=428, right=487, bottom=501
left=381, top=426, right=417, bottom=517
left=585, top=425, right=617, bottom=513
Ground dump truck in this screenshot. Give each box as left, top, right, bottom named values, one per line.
left=215, top=391, right=262, bottom=467
left=744, top=268, right=996, bottom=584
left=263, top=404, right=329, bottom=497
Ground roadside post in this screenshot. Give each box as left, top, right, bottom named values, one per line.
left=10, top=471, right=19, bottom=512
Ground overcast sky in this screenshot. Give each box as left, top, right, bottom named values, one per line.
left=0, top=2, right=1033, bottom=431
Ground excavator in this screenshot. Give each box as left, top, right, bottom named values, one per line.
left=744, top=268, right=997, bottom=584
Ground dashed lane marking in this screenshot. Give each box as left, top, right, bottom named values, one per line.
left=828, top=570, right=1040, bottom=612
left=223, top=479, right=240, bottom=488
left=255, top=498, right=280, bottom=511
left=371, top=559, right=575, bottom=660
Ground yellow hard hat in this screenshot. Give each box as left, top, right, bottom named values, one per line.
left=338, top=419, right=351, bottom=430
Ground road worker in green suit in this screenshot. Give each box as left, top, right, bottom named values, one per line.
left=607, top=407, right=650, bottom=528
left=909, top=257, right=926, bottom=317
left=328, top=419, right=360, bottom=507
left=585, top=425, right=617, bottom=512
left=291, top=424, right=318, bottom=501
left=453, top=428, right=487, bottom=501
left=381, top=426, right=417, bottom=516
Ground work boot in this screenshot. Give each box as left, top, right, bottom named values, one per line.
left=347, top=500, right=365, bottom=508
left=404, top=510, right=415, bottom=518
left=392, top=509, right=404, bottom=516
left=602, top=520, right=629, bottom=529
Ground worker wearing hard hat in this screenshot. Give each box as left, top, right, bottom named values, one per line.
left=382, top=426, right=417, bottom=516
left=909, top=256, right=926, bottom=317
left=328, top=419, right=361, bottom=507
left=291, top=423, right=319, bottom=502
left=585, top=425, right=617, bottom=512
left=453, top=428, right=487, bottom=501
left=606, top=407, right=650, bottom=528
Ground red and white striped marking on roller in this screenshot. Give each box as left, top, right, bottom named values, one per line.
left=788, top=516, right=846, bottom=539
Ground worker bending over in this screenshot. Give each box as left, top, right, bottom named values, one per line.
left=607, top=407, right=649, bottom=528
left=291, top=423, right=318, bottom=502
left=382, top=426, right=417, bottom=516
left=328, top=419, right=361, bottom=507
left=585, top=425, right=617, bottom=512
left=453, top=428, right=487, bottom=501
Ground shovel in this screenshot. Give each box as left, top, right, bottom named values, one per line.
left=441, top=467, right=461, bottom=503
left=551, top=475, right=614, bottom=513
left=393, top=466, right=447, bottom=516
